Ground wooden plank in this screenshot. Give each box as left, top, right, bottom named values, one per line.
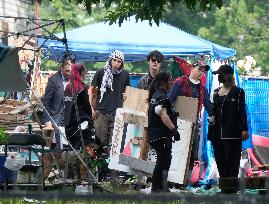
left=123, top=86, right=149, bottom=114
left=174, top=96, right=198, bottom=123
left=9, top=103, right=31, bottom=114
left=0, top=99, right=27, bottom=107
left=255, top=164, right=269, bottom=169
left=123, top=112, right=148, bottom=127
left=140, top=127, right=149, bottom=160
left=0, top=105, right=16, bottom=113
left=183, top=122, right=195, bottom=184
left=0, top=113, right=25, bottom=121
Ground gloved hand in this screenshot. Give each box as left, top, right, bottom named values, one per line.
left=170, top=128, right=180, bottom=142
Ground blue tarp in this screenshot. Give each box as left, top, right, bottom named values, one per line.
left=39, top=17, right=236, bottom=62
left=240, top=77, right=269, bottom=138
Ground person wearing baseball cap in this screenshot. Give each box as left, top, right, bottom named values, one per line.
left=208, top=64, right=248, bottom=193
left=212, top=63, right=234, bottom=75
left=168, top=59, right=212, bottom=186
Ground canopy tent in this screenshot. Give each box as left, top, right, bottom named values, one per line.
left=39, top=17, right=236, bottom=62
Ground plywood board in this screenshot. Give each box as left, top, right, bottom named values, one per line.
left=168, top=119, right=194, bottom=184
left=123, top=86, right=149, bottom=114
left=119, top=154, right=154, bottom=175
left=174, top=96, right=198, bottom=123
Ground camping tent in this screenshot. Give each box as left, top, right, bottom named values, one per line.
left=39, top=17, right=236, bottom=62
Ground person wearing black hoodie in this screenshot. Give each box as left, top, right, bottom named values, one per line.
left=208, top=64, right=248, bottom=193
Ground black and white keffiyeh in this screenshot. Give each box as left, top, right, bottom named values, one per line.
left=99, top=50, right=124, bottom=102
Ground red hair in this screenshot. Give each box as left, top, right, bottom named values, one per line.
left=66, top=63, right=86, bottom=96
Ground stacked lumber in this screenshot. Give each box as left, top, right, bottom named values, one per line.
left=0, top=119, right=41, bottom=134
left=0, top=99, right=30, bottom=121
left=0, top=99, right=41, bottom=134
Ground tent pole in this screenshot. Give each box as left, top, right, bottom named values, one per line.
left=61, top=19, right=95, bottom=188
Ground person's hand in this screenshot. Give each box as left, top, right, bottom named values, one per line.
left=170, top=128, right=180, bottom=142
left=122, top=92, right=127, bottom=101
left=242, top=131, right=249, bottom=141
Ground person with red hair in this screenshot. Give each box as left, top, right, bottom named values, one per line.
left=64, top=63, right=95, bottom=150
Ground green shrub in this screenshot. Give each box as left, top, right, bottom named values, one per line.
left=0, top=127, right=7, bottom=144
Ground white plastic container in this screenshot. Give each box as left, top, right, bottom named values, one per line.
left=75, top=185, right=93, bottom=195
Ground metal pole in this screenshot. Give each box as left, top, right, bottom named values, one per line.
left=61, top=19, right=95, bottom=187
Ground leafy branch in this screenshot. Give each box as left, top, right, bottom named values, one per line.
left=37, top=0, right=224, bottom=25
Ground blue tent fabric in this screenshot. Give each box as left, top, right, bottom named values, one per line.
left=39, top=18, right=236, bottom=62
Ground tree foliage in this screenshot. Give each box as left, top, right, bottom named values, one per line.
left=33, top=0, right=107, bottom=31
left=38, top=0, right=224, bottom=25
left=198, top=0, right=269, bottom=74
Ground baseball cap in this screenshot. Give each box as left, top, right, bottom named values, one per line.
left=212, top=64, right=234, bottom=75
left=192, top=60, right=210, bottom=71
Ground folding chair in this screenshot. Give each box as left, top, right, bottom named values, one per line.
left=4, top=133, right=46, bottom=191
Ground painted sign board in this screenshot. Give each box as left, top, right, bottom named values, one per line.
left=109, top=108, right=194, bottom=184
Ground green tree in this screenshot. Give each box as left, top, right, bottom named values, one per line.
left=38, top=0, right=224, bottom=25
left=31, top=0, right=107, bottom=31
left=198, top=0, right=269, bottom=74
left=163, top=2, right=217, bottom=34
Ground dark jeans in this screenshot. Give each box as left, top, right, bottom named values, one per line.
left=149, top=138, right=172, bottom=193
left=212, top=139, right=242, bottom=178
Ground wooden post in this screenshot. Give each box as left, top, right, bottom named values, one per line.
left=140, top=127, right=149, bottom=160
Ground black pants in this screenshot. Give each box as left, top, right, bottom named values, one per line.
left=212, top=139, right=242, bottom=178
left=150, top=138, right=172, bottom=193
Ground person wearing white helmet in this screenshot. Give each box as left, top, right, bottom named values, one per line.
left=89, top=50, right=130, bottom=151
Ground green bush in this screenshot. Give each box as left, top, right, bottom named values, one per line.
left=0, top=127, right=7, bottom=144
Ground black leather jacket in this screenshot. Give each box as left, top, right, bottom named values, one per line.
left=208, top=86, right=248, bottom=140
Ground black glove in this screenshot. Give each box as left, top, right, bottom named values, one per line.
left=170, top=128, right=180, bottom=142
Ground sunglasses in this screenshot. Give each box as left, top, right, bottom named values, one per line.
left=151, top=58, right=162, bottom=63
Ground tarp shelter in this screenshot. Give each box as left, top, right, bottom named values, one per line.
left=39, top=17, right=236, bottom=62
left=0, top=44, right=27, bottom=92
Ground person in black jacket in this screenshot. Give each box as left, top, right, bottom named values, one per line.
left=147, top=72, right=180, bottom=193
left=64, top=63, right=94, bottom=150
left=208, top=64, right=248, bottom=193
